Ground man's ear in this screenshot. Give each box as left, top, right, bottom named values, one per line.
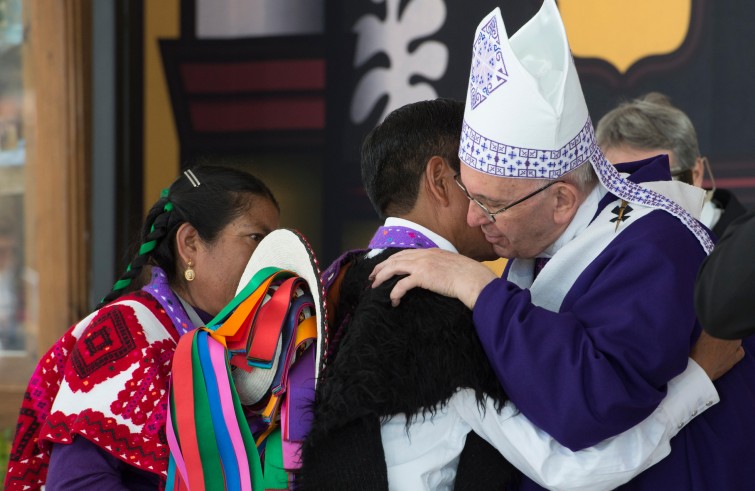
left=552, top=182, right=581, bottom=225
left=692, top=157, right=706, bottom=188
left=424, top=156, right=453, bottom=207
left=175, top=222, right=200, bottom=266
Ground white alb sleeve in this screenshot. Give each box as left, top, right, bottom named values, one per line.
left=453, top=358, right=719, bottom=491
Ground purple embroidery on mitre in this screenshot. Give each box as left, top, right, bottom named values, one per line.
left=469, top=16, right=508, bottom=110
left=459, top=118, right=596, bottom=179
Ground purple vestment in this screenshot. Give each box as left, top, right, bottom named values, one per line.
left=473, top=157, right=755, bottom=490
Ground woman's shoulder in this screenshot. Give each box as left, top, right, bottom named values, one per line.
left=73, top=290, right=178, bottom=342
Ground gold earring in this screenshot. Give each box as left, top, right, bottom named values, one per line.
left=184, top=259, right=196, bottom=282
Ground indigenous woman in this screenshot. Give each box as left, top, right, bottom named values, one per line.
left=5, top=165, right=280, bottom=490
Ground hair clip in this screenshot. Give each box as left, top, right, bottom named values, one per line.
left=184, top=169, right=201, bottom=188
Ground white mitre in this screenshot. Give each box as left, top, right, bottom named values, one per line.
left=460, top=0, right=592, bottom=179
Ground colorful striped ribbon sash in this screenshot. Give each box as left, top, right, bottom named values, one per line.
left=166, top=266, right=319, bottom=490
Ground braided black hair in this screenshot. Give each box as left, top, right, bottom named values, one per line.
left=97, top=165, right=278, bottom=308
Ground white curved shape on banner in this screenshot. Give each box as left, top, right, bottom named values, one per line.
left=350, top=0, right=449, bottom=124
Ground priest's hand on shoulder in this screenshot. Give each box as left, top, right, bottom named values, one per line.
left=369, top=248, right=497, bottom=310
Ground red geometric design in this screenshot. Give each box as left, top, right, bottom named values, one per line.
left=41, top=408, right=168, bottom=475
left=9, top=408, right=39, bottom=461
left=4, top=292, right=177, bottom=490
left=111, top=338, right=174, bottom=428
left=69, top=306, right=141, bottom=392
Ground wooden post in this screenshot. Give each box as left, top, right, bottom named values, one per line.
left=24, top=0, right=92, bottom=353
left=0, top=0, right=92, bottom=428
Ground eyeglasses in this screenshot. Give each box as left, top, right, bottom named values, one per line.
left=453, top=174, right=562, bottom=223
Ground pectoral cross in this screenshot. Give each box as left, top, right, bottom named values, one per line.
left=610, top=200, right=632, bottom=232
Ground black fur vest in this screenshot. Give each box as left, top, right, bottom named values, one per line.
left=298, top=248, right=520, bottom=490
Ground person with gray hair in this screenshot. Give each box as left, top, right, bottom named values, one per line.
left=596, top=92, right=747, bottom=237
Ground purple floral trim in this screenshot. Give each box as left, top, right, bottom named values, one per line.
left=142, top=267, right=197, bottom=336
left=368, top=226, right=438, bottom=250
left=469, top=16, right=508, bottom=110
